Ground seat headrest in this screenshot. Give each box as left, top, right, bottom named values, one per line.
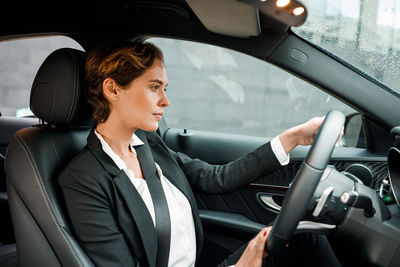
left=30, top=48, right=93, bottom=127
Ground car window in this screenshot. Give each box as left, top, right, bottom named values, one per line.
left=292, top=0, right=400, bottom=95
left=150, top=37, right=355, bottom=139
left=0, top=36, right=84, bottom=117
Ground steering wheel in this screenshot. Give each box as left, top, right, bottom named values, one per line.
left=266, top=110, right=345, bottom=254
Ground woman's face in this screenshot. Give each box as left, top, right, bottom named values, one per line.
left=111, top=60, right=170, bottom=132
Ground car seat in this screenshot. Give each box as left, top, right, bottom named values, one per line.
left=4, top=48, right=94, bottom=266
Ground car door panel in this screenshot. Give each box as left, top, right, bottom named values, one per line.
left=163, top=127, right=388, bottom=264
left=164, top=128, right=387, bottom=188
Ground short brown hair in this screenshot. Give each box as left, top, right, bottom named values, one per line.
left=84, top=41, right=164, bottom=123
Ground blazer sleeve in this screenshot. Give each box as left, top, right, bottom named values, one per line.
left=59, top=168, right=138, bottom=267
left=167, top=142, right=281, bottom=194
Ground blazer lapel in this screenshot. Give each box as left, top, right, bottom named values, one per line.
left=113, top=173, right=158, bottom=267
left=86, top=130, right=158, bottom=267
left=86, top=129, right=120, bottom=176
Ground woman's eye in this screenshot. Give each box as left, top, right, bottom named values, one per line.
left=151, top=85, right=160, bottom=90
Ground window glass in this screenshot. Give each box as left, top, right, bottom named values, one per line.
left=0, top=36, right=84, bottom=117
left=292, top=0, right=400, bottom=94
left=150, top=38, right=355, bottom=138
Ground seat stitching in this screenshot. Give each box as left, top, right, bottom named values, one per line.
left=13, top=133, right=87, bottom=266
left=48, top=135, right=90, bottom=265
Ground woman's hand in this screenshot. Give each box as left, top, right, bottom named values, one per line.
left=278, top=116, right=325, bottom=155
left=295, top=116, right=326, bottom=146
left=235, top=226, right=272, bottom=267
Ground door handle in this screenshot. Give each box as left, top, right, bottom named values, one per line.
left=259, top=195, right=281, bottom=213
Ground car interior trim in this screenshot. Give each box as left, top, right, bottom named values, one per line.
left=185, top=0, right=260, bottom=38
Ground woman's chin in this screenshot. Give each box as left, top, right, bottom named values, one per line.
left=140, top=122, right=159, bottom=132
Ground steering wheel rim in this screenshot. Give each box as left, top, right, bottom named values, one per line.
left=266, top=110, right=345, bottom=254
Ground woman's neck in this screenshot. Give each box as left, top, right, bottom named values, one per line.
left=96, top=118, right=137, bottom=158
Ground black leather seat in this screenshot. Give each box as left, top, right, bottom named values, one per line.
left=0, top=116, right=39, bottom=247
left=5, top=48, right=94, bottom=266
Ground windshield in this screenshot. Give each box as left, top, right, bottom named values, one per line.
left=292, top=0, right=400, bottom=94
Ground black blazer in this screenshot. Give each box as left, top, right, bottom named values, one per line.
left=59, top=129, right=281, bottom=267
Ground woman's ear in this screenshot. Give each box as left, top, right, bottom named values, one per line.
left=102, top=78, right=119, bottom=102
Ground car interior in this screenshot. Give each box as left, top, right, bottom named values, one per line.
left=1, top=0, right=400, bottom=266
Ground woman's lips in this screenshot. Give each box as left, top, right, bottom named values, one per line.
left=153, top=113, right=163, bottom=121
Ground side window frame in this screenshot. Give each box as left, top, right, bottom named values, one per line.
left=151, top=37, right=356, bottom=142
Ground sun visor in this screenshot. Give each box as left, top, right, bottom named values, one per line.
left=185, top=0, right=261, bottom=38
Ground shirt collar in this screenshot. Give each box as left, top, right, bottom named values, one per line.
left=94, top=130, right=144, bottom=170
left=130, top=132, right=145, bottom=148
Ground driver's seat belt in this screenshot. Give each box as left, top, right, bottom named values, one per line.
left=136, top=143, right=171, bottom=267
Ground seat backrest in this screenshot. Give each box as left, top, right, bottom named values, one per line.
left=0, top=116, right=38, bottom=245
left=0, top=116, right=38, bottom=192
left=5, top=48, right=94, bottom=267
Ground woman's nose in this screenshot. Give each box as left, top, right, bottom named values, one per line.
left=160, top=91, right=171, bottom=107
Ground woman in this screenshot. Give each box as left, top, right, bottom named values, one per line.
left=59, top=41, right=340, bottom=267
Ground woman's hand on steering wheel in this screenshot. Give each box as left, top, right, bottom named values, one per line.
left=235, top=226, right=272, bottom=267
left=278, top=116, right=325, bottom=155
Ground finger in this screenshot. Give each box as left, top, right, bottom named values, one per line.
left=258, top=226, right=271, bottom=240
left=261, top=227, right=271, bottom=256
left=251, top=230, right=264, bottom=252
left=264, top=226, right=272, bottom=236
left=335, top=127, right=345, bottom=147
left=258, top=228, right=269, bottom=250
